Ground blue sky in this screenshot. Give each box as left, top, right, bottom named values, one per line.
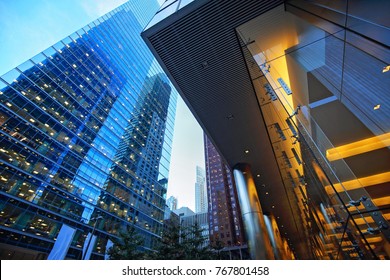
left=0, top=0, right=204, bottom=211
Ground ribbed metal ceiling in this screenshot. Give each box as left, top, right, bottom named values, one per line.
left=143, top=0, right=311, bottom=258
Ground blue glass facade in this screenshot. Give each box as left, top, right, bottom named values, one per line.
left=0, top=0, right=177, bottom=259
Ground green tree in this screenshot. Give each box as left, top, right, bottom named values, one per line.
left=108, top=219, right=220, bottom=260
left=107, top=224, right=146, bottom=260
left=149, top=219, right=187, bottom=259
left=181, top=222, right=217, bottom=260
left=210, top=237, right=225, bottom=259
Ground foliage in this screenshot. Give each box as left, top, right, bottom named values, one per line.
left=107, top=224, right=146, bottom=260
left=148, top=219, right=187, bottom=259
left=181, top=222, right=216, bottom=260
left=150, top=220, right=218, bottom=260
left=210, top=237, right=225, bottom=259
left=108, top=220, right=221, bottom=260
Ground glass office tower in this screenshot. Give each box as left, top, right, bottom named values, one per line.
left=0, top=0, right=177, bottom=259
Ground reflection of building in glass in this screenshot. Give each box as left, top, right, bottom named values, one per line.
left=143, top=0, right=390, bottom=260
left=195, top=166, right=207, bottom=213
left=204, top=135, right=245, bottom=248
left=163, top=208, right=180, bottom=233
left=166, top=196, right=178, bottom=211
left=0, top=0, right=177, bottom=260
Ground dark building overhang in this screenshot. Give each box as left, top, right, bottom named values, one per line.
left=142, top=0, right=311, bottom=258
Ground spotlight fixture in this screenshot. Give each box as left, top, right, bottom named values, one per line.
left=378, top=221, right=389, bottom=230
left=365, top=227, right=381, bottom=235
left=298, top=175, right=306, bottom=185
left=288, top=105, right=301, bottom=119
left=346, top=196, right=368, bottom=208
left=291, top=134, right=300, bottom=144
left=260, top=62, right=271, bottom=73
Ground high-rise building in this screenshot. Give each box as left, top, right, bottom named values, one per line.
left=194, top=166, right=207, bottom=213
left=166, top=196, right=178, bottom=211
left=142, top=0, right=390, bottom=260
left=204, top=134, right=245, bottom=249
left=173, top=206, right=209, bottom=247
left=173, top=206, right=195, bottom=217
left=0, top=0, right=177, bottom=260
left=180, top=212, right=209, bottom=247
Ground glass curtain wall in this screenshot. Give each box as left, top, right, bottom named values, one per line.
left=237, top=0, right=389, bottom=259
left=0, top=0, right=177, bottom=260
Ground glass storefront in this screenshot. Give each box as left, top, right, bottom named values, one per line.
left=237, top=0, right=389, bottom=259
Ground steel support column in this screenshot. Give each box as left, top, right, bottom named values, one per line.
left=233, top=163, right=274, bottom=259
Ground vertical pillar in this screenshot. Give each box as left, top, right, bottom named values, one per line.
left=264, top=214, right=283, bottom=259
left=233, top=163, right=274, bottom=259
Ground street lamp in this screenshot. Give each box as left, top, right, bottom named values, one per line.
left=82, top=215, right=103, bottom=260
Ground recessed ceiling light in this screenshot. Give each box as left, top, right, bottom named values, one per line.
left=257, top=174, right=261, bottom=177
left=265, top=192, right=269, bottom=195
left=374, top=104, right=380, bottom=110
left=245, top=150, right=249, bottom=154
left=271, top=205, right=275, bottom=208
